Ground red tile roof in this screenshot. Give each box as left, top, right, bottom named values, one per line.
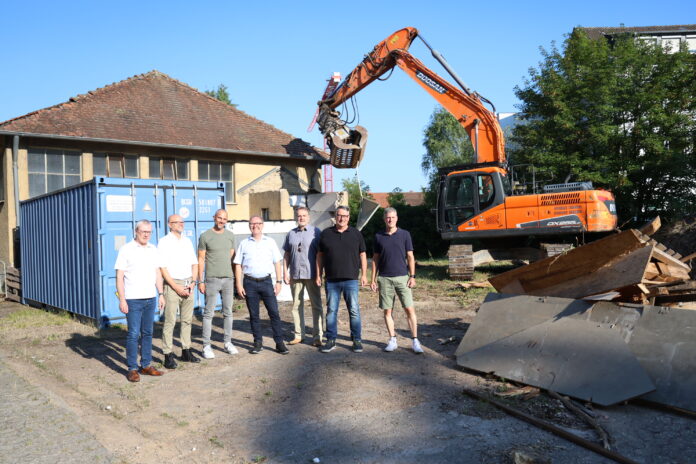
left=371, top=191, right=425, bottom=208
left=0, top=70, right=327, bottom=160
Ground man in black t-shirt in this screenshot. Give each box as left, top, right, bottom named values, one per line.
left=316, top=206, right=367, bottom=353
left=370, top=207, right=423, bottom=354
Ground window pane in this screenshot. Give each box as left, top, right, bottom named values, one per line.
left=221, top=164, right=232, bottom=181
left=198, top=161, right=208, bottom=180
left=176, top=160, right=189, bottom=180
left=109, top=157, right=124, bottom=177
left=124, top=156, right=139, bottom=178
left=149, top=158, right=160, bottom=178
left=214, top=162, right=222, bottom=180
left=28, top=150, right=45, bottom=173
left=162, top=159, right=175, bottom=180
left=225, top=182, right=234, bottom=203
left=478, top=175, right=495, bottom=210
left=47, top=174, right=64, bottom=193
left=46, top=150, right=63, bottom=174
left=93, top=154, right=107, bottom=176
left=65, top=175, right=81, bottom=188
left=29, top=173, right=46, bottom=197
left=65, top=153, right=80, bottom=175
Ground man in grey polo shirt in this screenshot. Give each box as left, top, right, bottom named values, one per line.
left=197, top=209, right=237, bottom=360
left=283, top=206, right=324, bottom=347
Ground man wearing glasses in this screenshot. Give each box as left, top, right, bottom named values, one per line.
left=316, top=205, right=368, bottom=353
left=198, top=209, right=237, bottom=360
left=158, top=214, right=200, bottom=368
left=282, top=206, right=324, bottom=347
left=234, top=216, right=289, bottom=355
left=115, top=219, right=166, bottom=382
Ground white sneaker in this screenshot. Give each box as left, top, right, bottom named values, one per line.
left=224, top=342, right=239, bottom=355
left=384, top=337, right=398, bottom=352
left=202, top=344, right=215, bottom=359
left=412, top=338, right=424, bottom=354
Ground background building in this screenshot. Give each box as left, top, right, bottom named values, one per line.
left=0, top=70, right=328, bottom=266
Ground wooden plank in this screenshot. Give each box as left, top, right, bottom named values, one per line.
left=515, top=245, right=654, bottom=299
left=643, top=263, right=660, bottom=280
left=6, top=280, right=21, bottom=290
left=5, top=293, right=21, bottom=302
left=681, top=252, right=696, bottom=263
left=651, top=247, right=692, bottom=271
left=638, top=216, right=661, bottom=236
left=489, top=229, right=646, bottom=293
left=6, top=267, right=20, bottom=278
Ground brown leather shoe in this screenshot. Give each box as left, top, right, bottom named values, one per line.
left=312, top=339, right=323, bottom=347
left=288, top=337, right=303, bottom=345
left=139, top=366, right=164, bottom=376
left=127, top=370, right=140, bottom=382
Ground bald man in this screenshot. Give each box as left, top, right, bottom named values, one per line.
left=158, top=214, right=199, bottom=368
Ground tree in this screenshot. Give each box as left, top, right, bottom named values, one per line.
left=387, top=187, right=406, bottom=207
left=205, top=84, right=238, bottom=108
left=421, top=106, right=476, bottom=207
left=511, top=30, right=696, bottom=221
left=341, top=175, right=373, bottom=226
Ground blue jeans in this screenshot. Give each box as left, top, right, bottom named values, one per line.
left=325, top=279, right=361, bottom=341
left=243, top=277, right=284, bottom=344
left=125, top=297, right=156, bottom=371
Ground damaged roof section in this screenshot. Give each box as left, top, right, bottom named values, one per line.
left=0, top=70, right=327, bottom=160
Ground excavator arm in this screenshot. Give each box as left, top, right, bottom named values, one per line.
left=317, top=27, right=506, bottom=169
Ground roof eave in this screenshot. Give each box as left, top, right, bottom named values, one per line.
left=0, top=130, right=329, bottom=163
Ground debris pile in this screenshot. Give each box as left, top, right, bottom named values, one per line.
left=456, top=218, right=696, bottom=414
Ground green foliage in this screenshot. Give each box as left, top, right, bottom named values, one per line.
left=205, top=84, right=238, bottom=108
left=340, top=175, right=373, bottom=225
left=387, top=187, right=406, bottom=206
left=421, top=106, right=476, bottom=208
left=511, top=30, right=696, bottom=221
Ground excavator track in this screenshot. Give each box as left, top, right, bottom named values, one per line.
left=448, top=244, right=474, bottom=281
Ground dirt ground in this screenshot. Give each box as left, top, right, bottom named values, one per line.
left=1, top=266, right=696, bottom=464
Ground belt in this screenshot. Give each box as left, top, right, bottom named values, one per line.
left=244, top=274, right=271, bottom=282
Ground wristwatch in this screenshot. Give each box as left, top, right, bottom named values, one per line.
left=410, top=275, right=416, bottom=278
left=276, top=280, right=282, bottom=284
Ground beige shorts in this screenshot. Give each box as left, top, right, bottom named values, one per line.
left=378, top=275, right=414, bottom=310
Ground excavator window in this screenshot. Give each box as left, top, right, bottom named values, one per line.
left=478, top=175, right=495, bottom=210
left=444, top=175, right=475, bottom=226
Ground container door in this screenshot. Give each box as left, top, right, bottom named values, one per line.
left=161, top=183, right=224, bottom=310
left=98, top=182, right=165, bottom=325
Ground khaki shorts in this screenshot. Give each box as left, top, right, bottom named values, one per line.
left=378, top=275, right=414, bottom=310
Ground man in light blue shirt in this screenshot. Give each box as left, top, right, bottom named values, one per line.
left=234, top=216, right=288, bottom=355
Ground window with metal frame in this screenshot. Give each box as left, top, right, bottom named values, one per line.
left=93, top=153, right=139, bottom=178
left=28, top=148, right=81, bottom=198
left=149, top=157, right=189, bottom=180
left=198, top=160, right=234, bottom=203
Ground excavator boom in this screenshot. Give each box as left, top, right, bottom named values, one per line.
left=317, top=27, right=505, bottom=168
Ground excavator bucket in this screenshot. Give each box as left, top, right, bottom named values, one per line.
left=325, top=125, right=368, bottom=169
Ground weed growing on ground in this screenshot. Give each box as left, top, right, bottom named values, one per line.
left=0, top=307, right=72, bottom=330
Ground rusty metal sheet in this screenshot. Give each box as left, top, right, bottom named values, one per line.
left=458, top=316, right=655, bottom=405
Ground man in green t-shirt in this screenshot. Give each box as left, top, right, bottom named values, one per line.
left=197, top=209, right=236, bottom=360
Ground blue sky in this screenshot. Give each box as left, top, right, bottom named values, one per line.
left=2, top=1, right=693, bottom=193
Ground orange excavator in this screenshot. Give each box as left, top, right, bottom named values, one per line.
left=315, top=27, right=618, bottom=278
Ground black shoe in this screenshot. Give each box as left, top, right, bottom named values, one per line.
left=250, top=342, right=263, bottom=354
left=276, top=342, right=289, bottom=355
left=180, top=349, right=200, bottom=363
left=352, top=340, right=363, bottom=353
left=164, top=353, right=178, bottom=369
left=320, top=339, right=336, bottom=353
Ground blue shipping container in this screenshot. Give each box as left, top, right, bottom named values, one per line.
left=20, top=177, right=225, bottom=326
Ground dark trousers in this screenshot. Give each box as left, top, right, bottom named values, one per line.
left=243, top=276, right=283, bottom=344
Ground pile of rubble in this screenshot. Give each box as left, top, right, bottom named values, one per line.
left=456, top=218, right=696, bottom=415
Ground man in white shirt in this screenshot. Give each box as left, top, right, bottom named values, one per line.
left=115, top=219, right=166, bottom=382
left=234, top=216, right=288, bottom=355
left=158, top=214, right=199, bottom=369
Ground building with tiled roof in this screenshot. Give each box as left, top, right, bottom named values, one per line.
left=575, top=24, right=696, bottom=53
left=0, top=70, right=328, bottom=265
left=370, top=191, right=425, bottom=209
